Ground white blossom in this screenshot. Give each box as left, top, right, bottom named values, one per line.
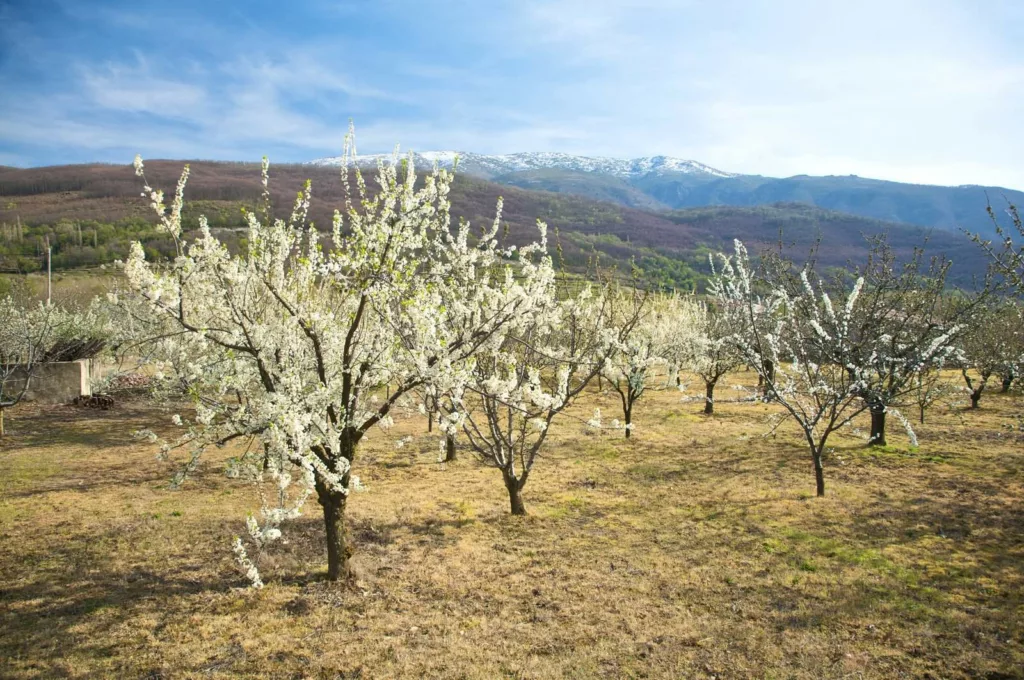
left=122, top=129, right=559, bottom=583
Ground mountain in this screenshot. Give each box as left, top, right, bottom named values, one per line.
left=635, top=173, right=1024, bottom=239
left=493, top=169, right=669, bottom=211
left=0, top=161, right=988, bottom=288
left=309, top=151, right=1023, bottom=238
left=307, top=151, right=735, bottom=181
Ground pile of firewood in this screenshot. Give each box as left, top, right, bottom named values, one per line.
left=72, top=394, right=114, bottom=410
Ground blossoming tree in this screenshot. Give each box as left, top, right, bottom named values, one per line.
left=650, top=294, right=698, bottom=390
left=0, top=295, right=58, bottom=437
left=452, top=277, right=636, bottom=514
left=976, top=203, right=1024, bottom=291
left=0, top=292, right=111, bottom=436
left=973, top=203, right=1024, bottom=430
left=684, top=277, right=746, bottom=416
left=842, top=239, right=983, bottom=445
left=957, top=301, right=1024, bottom=409
left=911, top=362, right=958, bottom=424
left=599, top=286, right=655, bottom=438
left=124, top=140, right=555, bottom=583
left=711, top=241, right=920, bottom=496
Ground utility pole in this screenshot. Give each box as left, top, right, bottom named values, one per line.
left=45, top=236, right=51, bottom=306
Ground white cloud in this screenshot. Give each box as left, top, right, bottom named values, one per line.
left=81, top=63, right=209, bottom=120
left=491, top=0, right=1024, bottom=188
left=2, top=0, right=1022, bottom=188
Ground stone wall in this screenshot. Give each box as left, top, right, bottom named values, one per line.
left=4, top=360, right=92, bottom=404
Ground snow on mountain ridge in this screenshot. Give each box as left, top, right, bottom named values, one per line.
left=306, top=151, right=736, bottom=179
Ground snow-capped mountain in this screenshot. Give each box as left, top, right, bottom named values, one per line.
left=306, top=150, right=736, bottom=180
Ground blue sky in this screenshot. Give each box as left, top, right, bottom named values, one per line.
left=1, top=0, right=1022, bottom=188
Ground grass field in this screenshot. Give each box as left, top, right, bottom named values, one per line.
left=0, top=269, right=119, bottom=305
left=1, top=373, right=1022, bottom=678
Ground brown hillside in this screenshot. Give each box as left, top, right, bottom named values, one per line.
left=0, top=161, right=986, bottom=282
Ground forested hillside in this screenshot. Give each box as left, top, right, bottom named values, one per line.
left=636, top=172, right=1024, bottom=236
left=310, top=151, right=1024, bottom=237
left=0, top=161, right=988, bottom=287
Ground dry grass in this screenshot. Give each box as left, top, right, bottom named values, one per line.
left=1, top=374, right=1022, bottom=679
left=1, top=270, right=118, bottom=306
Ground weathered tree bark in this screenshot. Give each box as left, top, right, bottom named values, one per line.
left=703, top=379, right=716, bottom=415
left=624, top=404, right=632, bottom=439
left=503, top=469, right=526, bottom=515
left=962, top=370, right=988, bottom=410
left=316, top=480, right=351, bottom=581
left=1001, top=375, right=1014, bottom=393
left=919, top=404, right=926, bottom=425
left=812, top=449, right=825, bottom=497
left=869, top=403, right=886, bottom=447
left=761, top=360, right=775, bottom=400
left=444, top=433, right=457, bottom=462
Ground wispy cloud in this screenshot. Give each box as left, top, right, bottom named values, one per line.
left=0, top=0, right=1022, bottom=188
left=80, top=57, right=209, bottom=119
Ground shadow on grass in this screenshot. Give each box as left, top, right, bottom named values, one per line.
left=1, top=457, right=184, bottom=499
left=0, top=401, right=239, bottom=500
left=750, top=490, right=1024, bottom=675
left=0, top=399, right=173, bottom=452
left=0, top=519, right=243, bottom=668
left=608, top=430, right=1023, bottom=670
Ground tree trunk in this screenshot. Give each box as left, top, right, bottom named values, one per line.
left=961, top=370, right=985, bottom=410
left=624, top=404, right=632, bottom=439
left=919, top=404, right=925, bottom=425
left=1001, top=374, right=1014, bottom=393
left=427, top=395, right=434, bottom=433
left=703, top=380, right=716, bottom=415
left=812, top=449, right=825, bottom=497
left=0, top=405, right=4, bottom=437
left=503, top=470, right=526, bottom=516
left=316, top=480, right=351, bottom=582
left=869, top=405, right=886, bottom=447
left=761, top=360, right=775, bottom=400
left=444, top=434, right=457, bottom=462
